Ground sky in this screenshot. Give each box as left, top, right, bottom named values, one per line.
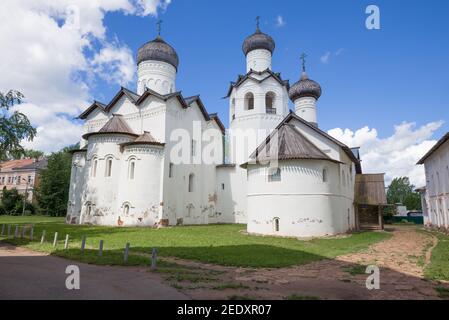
left=1, top=0, right=448, bottom=187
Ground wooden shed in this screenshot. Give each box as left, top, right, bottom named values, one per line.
left=355, top=174, right=388, bottom=230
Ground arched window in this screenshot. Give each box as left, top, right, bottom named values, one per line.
left=322, top=168, right=328, bottom=183
left=265, top=91, right=276, bottom=113
left=342, top=170, right=346, bottom=187
left=273, top=217, right=280, bottom=232
left=128, top=160, right=135, bottom=180
left=231, top=98, right=236, bottom=120
left=105, top=157, right=113, bottom=177
left=244, top=92, right=254, bottom=110
left=123, top=204, right=130, bottom=216
left=92, top=158, right=98, bottom=177
left=188, top=173, right=194, bottom=192
left=86, top=203, right=92, bottom=216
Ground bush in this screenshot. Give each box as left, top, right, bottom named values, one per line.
left=0, top=187, right=36, bottom=215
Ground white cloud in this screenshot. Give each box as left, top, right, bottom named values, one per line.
left=91, top=44, right=135, bottom=85
left=328, top=121, right=445, bottom=187
left=320, top=51, right=331, bottom=64
left=0, top=0, right=171, bottom=153
left=275, top=15, right=286, bottom=28
left=320, top=49, right=344, bottom=64
left=133, top=0, right=172, bottom=16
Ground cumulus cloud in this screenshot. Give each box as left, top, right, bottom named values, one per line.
left=90, top=44, right=135, bottom=85
left=328, top=121, right=445, bottom=187
left=275, top=15, right=286, bottom=28
left=0, top=0, right=171, bottom=153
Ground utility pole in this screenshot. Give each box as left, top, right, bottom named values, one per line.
left=22, top=178, right=29, bottom=216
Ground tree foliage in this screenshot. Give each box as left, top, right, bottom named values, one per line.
left=36, top=146, right=76, bottom=216
left=0, top=187, right=35, bottom=215
left=387, top=177, right=422, bottom=210
left=0, top=90, right=36, bottom=160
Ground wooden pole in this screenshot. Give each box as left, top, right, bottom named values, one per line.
left=81, top=236, right=86, bottom=254
left=151, top=248, right=157, bottom=271
left=53, top=232, right=58, bottom=247
left=40, top=230, right=46, bottom=244
left=30, top=226, right=34, bottom=241
left=124, top=243, right=130, bottom=263
left=64, top=234, right=69, bottom=250
left=98, top=240, right=104, bottom=257
left=14, top=225, right=18, bottom=238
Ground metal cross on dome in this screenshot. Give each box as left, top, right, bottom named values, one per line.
left=300, top=53, right=308, bottom=72
left=256, top=16, right=260, bottom=30
left=156, top=19, right=163, bottom=36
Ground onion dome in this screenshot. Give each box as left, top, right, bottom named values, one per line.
left=289, top=72, right=322, bottom=101
left=137, top=36, right=179, bottom=70
left=242, top=24, right=275, bottom=56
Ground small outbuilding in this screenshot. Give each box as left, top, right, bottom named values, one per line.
left=354, top=174, right=388, bottom=230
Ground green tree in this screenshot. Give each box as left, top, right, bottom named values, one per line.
left=387, top=177, right=422, bottom=210
left=23, top=149, right=44, bottom=160
left=36, top=146, right=76, bottom=216
left=1, top=187, right=23, bottom=215
left=0, top=90, right=37, bottom=160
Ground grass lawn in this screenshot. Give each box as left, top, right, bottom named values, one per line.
left=423, top=231, right=449, bottom=281
left=0, top=215, right=391, bottom=268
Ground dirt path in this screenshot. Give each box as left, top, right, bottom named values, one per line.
left=156, top=226, right=446, bottom=300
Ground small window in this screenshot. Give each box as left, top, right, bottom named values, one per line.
left=322, top=169, right=328, bottom=183
left=169, top=163, right=174, bottom=178
left=86, top=204, right=92, bottom=216
left=123, top=204, right=130, bottom=216
left=105, top=157, right=113, bottom=177
left=244, top=92, right=254, bottom=110
left=128, top=161, right=135, bottom=180
left=273, top=217, right=280, bottom=232
left=265, top=91, right=276, bottom=114
left=92, top=159, right=98, bottom=177
left=221, top=183, right=225, bottom=190
left=268, top=168, right=281, bottom=182
left=188, top=173, right=194, bottom=192
left=17, top=176, right=21, bottom=185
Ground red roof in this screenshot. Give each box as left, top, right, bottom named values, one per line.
left=0, top=159, right=35, bottom=172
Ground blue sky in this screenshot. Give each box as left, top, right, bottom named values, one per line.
left=1, top=0, right=448, bottom=186
left=94, top=0, right=449, bottom=138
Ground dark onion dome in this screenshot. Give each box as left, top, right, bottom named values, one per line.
left=242, top=27, right=275, bottom=56
left=288, top=72, right=322, bottom=101
left=137, top=36, right=179, bottom=70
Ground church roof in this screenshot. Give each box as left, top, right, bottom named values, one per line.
left=242, top=27, right=275, bottom=56
left=242, top=124, right=341, bottom=167
left=279, top=112, right=360, bottom=165
left=289, top=72, right=322, bottom=101
left=120, top=131, right=164, bottom=148
left=137, top=36, right=179, bottom=70
left=77, top=87, right=225, bottom=136
left=224, top=69, right=289, bottom=98
left=417, top=132, right=449, bottom=164
left=82, top=114, right=137, bottom=140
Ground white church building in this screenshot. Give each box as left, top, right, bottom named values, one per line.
left=417, top=132, right=449, bottom=231
left=67, top=22, right=361, bottom=237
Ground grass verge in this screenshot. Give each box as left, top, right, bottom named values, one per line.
left=0, top=216, right=391, bottom=268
